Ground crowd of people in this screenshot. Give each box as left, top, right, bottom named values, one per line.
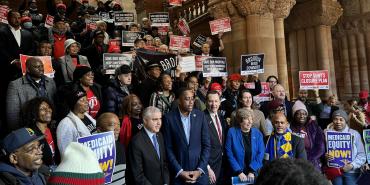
left=0, top=0, right=369, bottom=185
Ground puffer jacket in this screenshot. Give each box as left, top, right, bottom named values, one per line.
left=103, top=79, right=129, bottom=119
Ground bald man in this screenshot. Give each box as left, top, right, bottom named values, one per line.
left=261, top=84, right=294, bottom=121
left=265, top=113, right=307, bottom=161
left=97, top=113, right=126, bottom=185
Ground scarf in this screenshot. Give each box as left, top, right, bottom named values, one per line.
left=265, top=131, right=293, bottom=161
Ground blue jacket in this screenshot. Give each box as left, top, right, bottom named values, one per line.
left=225, top=127, right=265, bottom=174
left=0, top=163, right=46, bottom=185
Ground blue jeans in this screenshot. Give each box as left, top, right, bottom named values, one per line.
left=332, top=172, right=360, bottom=185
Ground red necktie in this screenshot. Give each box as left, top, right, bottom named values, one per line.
left=214, top=114, right=222, bottom=144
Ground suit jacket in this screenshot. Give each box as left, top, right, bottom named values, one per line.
left=162, top=109, right=210, bottom=185
left=128, top=129, right=169, bottom=185
left=56, top=55, right=89, bottom=84
left=261, top=99, right=294, bottom=121
left=204, top=110, right=227, bottom=182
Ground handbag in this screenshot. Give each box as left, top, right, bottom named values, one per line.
left=323, top=166, right=343, bottom=180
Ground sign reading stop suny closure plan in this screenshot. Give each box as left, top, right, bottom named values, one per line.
left=209, top=17, right=231, bottom=35
left=169, top=35, right=190, bottom=52
left=299, top=70, right=329, bottom=90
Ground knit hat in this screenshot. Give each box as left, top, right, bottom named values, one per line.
left=228, top=73, right=241, bottom=81
left=48, top=142, right=105, bottom=185
left=209, top=83, right=222, bottom=91
left=292, top=100, right=308, bottom=116
left=73, top=65, right=92, bottom=82
left=64, top=39, right=81, bottom=54
left=115, top=65, right=131, bottom=76
left=20, top=16, right=32, bottom=23
left=332, top=109, right=349, bottom=123
left=66, top=86, right=87, bottom=110
left=268, top=99, right=284, bottom=111
left=56, top=3, right=67, bottom=10
left=359, top=90, right=368, bottom=99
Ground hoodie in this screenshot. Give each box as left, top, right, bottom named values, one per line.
left=0, top=162, right=46, bottom=185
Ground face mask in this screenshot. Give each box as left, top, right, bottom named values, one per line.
left=23, top=22, right=33, bottom=29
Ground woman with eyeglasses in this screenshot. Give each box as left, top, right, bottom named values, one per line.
left=23, top=97, right=59, bottom=170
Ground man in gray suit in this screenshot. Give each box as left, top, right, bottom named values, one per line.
left=6, top=57, right=56, bottom=131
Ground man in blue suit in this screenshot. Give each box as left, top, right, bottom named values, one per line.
left=163, top=87, right=210, bottom=185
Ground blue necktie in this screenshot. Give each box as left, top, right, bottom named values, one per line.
left=152, top=135, right=160, bottom=159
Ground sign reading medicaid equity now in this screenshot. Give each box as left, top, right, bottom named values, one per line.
left=299, top=70, right=329, bottom=90
left=202, top=57, right=228, bottom=77
left=169, top=35, right=191, bottom=52
left=121, top=31, right=143, bottom=47
left=20, top=55, right=54, bottom=78
left=114, top=11, right=135, bottom=26
left=103, top=53, right=132, bottom=74
left=193, top=35, right=207, bottom=48
left=326, top=131, right=353, bottom=168
left=240, top=54, right=265, bottom=75
left=363, top=129, right=370, bottom=163
left=78, top=132, right=116, bottom=184
left=209, top=17, right=231, bottom=35
left=149, top=12, right=170, bottom=27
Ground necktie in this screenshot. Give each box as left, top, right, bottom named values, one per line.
left=214, top=114, right=222, bottom=144
left=152, top=135, right=160, bottom=159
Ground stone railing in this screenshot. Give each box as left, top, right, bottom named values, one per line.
left=169, top=0, right=209, bottom=24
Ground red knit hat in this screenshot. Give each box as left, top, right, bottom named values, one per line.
left=268, top=99, right=284, bottom=110
left=20, top=16, right=32, bottom=23
left=228, top=73, right=241, bottom=81
left=209, top=83, right=222, bottom=91
left=56, top=3, right=66, bottom=10
left=359, top=90, right=368, bottom=99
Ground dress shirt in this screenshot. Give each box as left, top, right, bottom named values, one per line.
left=10, top=26, right=21, bottom=47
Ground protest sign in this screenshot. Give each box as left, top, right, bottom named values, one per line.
left=202, top=57, right=227, bottom=77
left=158, top=26, right=169, bottom=36
left=103, top=53, right=132, bottom=74
left=136, top=48, right=178, bottom=78
left=241, top=54, right=264, bottom=75
left=122, top=31, right=142, bottom=47
left=209, top=17, right=231, bottom=35
left=193, top=35, right=207, bottom=48
left=169, top=0, right=182, bottom=6
left=20, top=55, right=54, bottom=78
left=0, top=5, right=9, bottom=24
left=178, top=18, right=190, bottom=36
left=85, top=14, right=100, bottom=31
left=363, top=129, right=370, bottom=163
left=195, top=56, right=208, bottom=71
left=179, top=56, right=196, bottom=73
left=78, top=132, right=116, bottom=184
left=326, top=131, right=353, bottom=168
left=44, top=14, right=54, bottom=28
left=149, top=12, right=170, bottom=27
left=114, top=11, right=135, bottom=26
left=299, top=70, right=329, bottom=90
left=169, top=35, right=191, bottom=52
left=100, top=12, right=113, bottom=23
left=251, top=82, right=270, bottom=103
left=231, top=176, right=254, bottom=185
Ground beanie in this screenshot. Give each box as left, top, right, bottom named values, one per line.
left=115, top=65, right=131, bottom=77
left=66, top=86, right=87, bottom=110
left=73, top=65, right=92, bottom=82
left=20, top=16, right=32, bottom=23
left=56, top=3, right=67, bottom=10
left=359, top=90, right=368, bottom=99
left=332, top=109, right=349, bottom=123
left=292, top=100, right=308, bottom=116
left=268, top=99, right=284, bottom=111
left=48, top=142, right=105, bottom=185
left=209, top=83, right=222, bottom=91
left=228, top=73, right=241, bottom=81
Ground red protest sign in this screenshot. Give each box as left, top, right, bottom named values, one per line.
left=299, top=70, right=329, bottom=90
left=195, top=56, right=209, bottom=71
left=20, top=55, right=54, bottom=78
left=209, top=17, right=231, bottom=35
left=169, top=0, right=182, bottom=6
left=44, top=14, right=54, bottom=28
left=178, top=18, right=190, bottom=36
left=252, top=82, right=271, bottom=103
left=0, top=5, right=9, bottom=24
left=169, top=35, right=190, bottom=52
left=158, top=26, right=169, bottom=36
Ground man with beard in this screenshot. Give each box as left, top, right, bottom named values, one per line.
left=6, top=57, right=56, bottom=131
left=0, top=128, right=46, bottom=184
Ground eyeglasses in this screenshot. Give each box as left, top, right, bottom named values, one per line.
left=18, top=143, right=44, bottom=155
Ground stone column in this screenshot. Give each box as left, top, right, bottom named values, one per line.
left=288, top=31, right=300, bottom=98
left=356, top=31, right=369, bottom=91
left=305, top=28, right=318, bottom=70
left=339, top=32, right=353, bottom=99
left=347, top=32, right=361, bottom=94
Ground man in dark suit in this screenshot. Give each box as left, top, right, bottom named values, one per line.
left=204, top=91, right=227, bottom=184
left=129, top=106, right=170, bottom=185
left=163, top=87, right=210, bottom=185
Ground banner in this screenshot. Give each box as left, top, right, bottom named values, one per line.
left=299, top=70, right=329, bottom=90
left=326, top=131, right=353, bottom=168
left=169, top=0, right=182, bottom=6
left=179, top=56, right=196, bottom=73
left=114, top=11, right=135, bottom=26
left=202, top=57, right=227, bottom=77
left=231, top=176, right=254, bottom=185
left=178, top=18, right=190, bottom=36
left=240, top=54, right=264, bottom=75
left=0, top=5, right=9, bottom=24
left=44, top=14, right=54, bottom=28
left=78, top=132, right=116, bottom=184
left=121, top=31, right=142, bottom=47
left=103, top=53, right=132, bottom=74
left=209, top=17, right=231, bottom=35
left=193, top=35, right=207, bottom=48
left=20, top=55, right=54, bottom=78
left=149, top=12, right=170, bottom=27
left=195, top=56, right=208, bottom=71
left=169, top=35, right=191, bottom=52
left=363, top=129, right=370, bottom=163
left=136, top=48, right=178, bottom=72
